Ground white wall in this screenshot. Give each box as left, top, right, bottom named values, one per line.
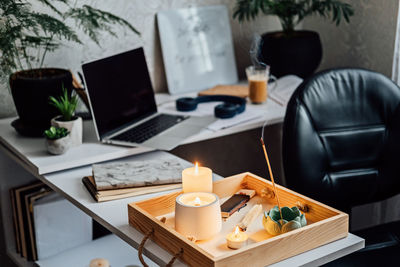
left=304, top=0, right=399, bottom=78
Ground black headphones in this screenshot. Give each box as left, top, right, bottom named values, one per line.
left=176, top=95, right=246, bottom=119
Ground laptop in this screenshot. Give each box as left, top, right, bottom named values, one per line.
left=82, top=47, right=215, bottom=150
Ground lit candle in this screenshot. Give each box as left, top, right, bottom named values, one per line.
left=182, top=162, right=213, bottom=193
left=186, top=196, right=207, bottom=206
left=226, top=226, right=248, bottom=249
left=178, top=193, right=215, bottom=207
left=175, top=192, right=222, bottom=240
left=89, top=258, right=110, bottom=267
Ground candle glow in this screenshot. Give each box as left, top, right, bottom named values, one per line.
left=234, top=226, right=240, bottom=238
left=194, top=196, right=201, bottom=206
left=194, top=162, right=199, bottom=174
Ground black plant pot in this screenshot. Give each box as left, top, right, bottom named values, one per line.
left=9, top=68, right=73, bottom=137
left=259, top=30, right=322, bottom=79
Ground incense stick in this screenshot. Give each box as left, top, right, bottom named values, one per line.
left=260, top=138, right=283, bottom=222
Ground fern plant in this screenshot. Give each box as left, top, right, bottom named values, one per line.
left=233, top=0, right=354, bottom=35
left=0, top=0, right=139, bottom=76
left=49, top=86, right=78, bottom=121
left=44, top=126, right=69, bottom=140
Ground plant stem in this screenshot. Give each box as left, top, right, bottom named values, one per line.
left=280, top=17, right=295, bottom=36
left=39, top=33, right=54, bottom=69
left=36, top=45, right=41, bottom=66
left=13, top=41, right=25, bottom=71
left=9, top=18, right=24, bottom=71
left=22, top=47, right=33, bottom=70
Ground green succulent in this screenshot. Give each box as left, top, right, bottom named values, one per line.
left=263, top=206, right=307, bottom=235
left=49, top=86, right=78, bottom=121
left=44, top=126, right=69, bottom=140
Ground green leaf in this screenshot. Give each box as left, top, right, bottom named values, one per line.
left=0, top=0, right=140, bottom=76
left=232, top=0, right=354, bottom=34
left=48, top=85, right=77, bottom=121
left=44, top=126, right=69, bottom=139
left=65, top=5, right=140, bottom=45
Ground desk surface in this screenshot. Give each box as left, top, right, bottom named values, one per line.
left=0, top=93, right=286, bottom=175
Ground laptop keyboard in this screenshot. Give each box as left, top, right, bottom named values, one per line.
left=110, top=114, right=187, bottom=144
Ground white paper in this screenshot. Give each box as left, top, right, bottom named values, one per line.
left=34, top=193, right=92, bottom=260
left=269, top=75, right=303, bottom=106
left=207, top=108, right=262, bottom=131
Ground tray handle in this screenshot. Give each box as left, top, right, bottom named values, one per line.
left=138, top=228, right=184, bottom=267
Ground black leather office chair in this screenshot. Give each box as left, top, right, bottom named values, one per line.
left=282, top=68, right=400, bottom=266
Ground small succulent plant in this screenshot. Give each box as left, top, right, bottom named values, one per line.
left=49, top=86, right=78, bottom=121
left=44, top=126, right=69, bottom=140
left=263, top=206, right=307, bottom=236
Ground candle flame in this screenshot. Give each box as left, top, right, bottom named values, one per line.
left=194, top=162, right=199, bottom=174
left=194, top=197, right=201, bottom=206
left=234, top=226, right=240, bottom=237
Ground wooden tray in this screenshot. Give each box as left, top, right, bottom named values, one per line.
left=128, top=172, right=348, bottom=266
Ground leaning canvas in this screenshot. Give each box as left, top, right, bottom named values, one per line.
left=157, top=5, right=238, bottom=95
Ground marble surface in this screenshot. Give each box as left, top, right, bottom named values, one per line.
left=92, top=158, right=189, bottom=190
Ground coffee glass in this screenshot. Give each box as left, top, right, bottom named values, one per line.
left=246, top=65, right=276, bottom=104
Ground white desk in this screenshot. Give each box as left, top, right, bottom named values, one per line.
left=0, top=117, right=153, bottom=175
left=0, top=126, right=364, bottom=266
left=0, top=93, right=285, bottom=176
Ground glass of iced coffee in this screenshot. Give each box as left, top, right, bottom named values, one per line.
left=246, top=65, right=274, bottom=104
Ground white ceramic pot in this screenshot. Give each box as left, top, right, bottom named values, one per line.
left=175, top=192, right=222, bottom=241
left=46, top=135, right=71, bottom=155
left=51, top=116, right=82, bottom=147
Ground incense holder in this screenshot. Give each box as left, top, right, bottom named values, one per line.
left=263, top=206, right=307, bottom=236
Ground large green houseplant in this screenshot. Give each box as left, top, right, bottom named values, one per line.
left=0, top=0, right=139, bottom=136
left=233, top=0, right=354, bottom=78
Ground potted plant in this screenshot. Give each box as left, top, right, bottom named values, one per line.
left=44, top=126, right=70, bottom=155
left=49, top=86, right=82, bottom=147
left=1, top=0, right=139, bottom=136
left=233, top=0, right=354, bottom=78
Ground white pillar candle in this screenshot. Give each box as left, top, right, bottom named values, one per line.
left=182, top=162, right=212, bottom=193
left=175, top=192, right=222, bottom=240
left=226, top=226, right=248, bottom=249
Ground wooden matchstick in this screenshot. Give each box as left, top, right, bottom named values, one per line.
left=260, top=138, right=283, bottom=221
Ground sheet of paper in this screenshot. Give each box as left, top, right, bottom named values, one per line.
left=207, top=107, right=262, bottom=131
left=34, top=193, right=92, bottom=260
left=160, top=100, right=264, bottom=131
left=269, top=75, right=303, bottom=106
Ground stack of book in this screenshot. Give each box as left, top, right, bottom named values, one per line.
left=82, top=159, right=185, bottom=202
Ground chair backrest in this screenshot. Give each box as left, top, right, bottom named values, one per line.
left=283, top=68, right=400, bottom=211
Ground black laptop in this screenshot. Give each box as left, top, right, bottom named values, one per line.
left=82, top=47, right=214, bottom=150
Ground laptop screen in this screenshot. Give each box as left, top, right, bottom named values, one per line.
left=82, top=48, right=157, bottom=139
